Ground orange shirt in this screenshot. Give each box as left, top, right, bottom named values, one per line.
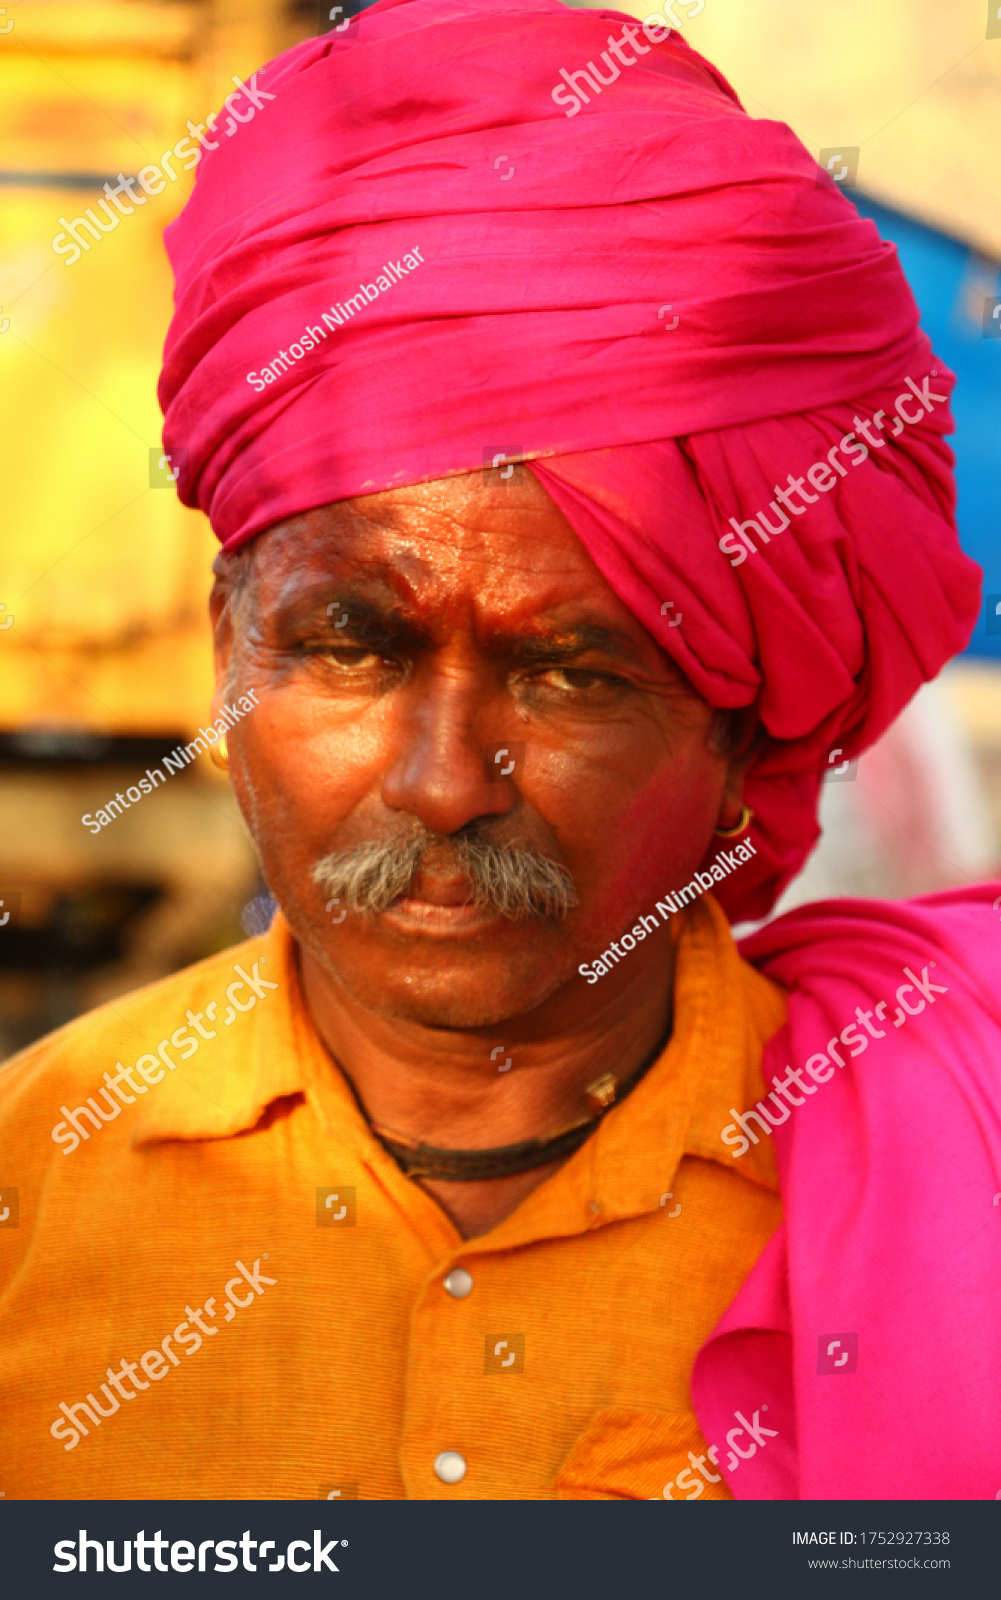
left=0, top=894, right=784, bottom=1500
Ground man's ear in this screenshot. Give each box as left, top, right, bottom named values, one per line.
left=209, top=541, right=256, bottom=722
left=209, top=578, right=235, bottom=712
left=711, top=707, right=767, bottom=821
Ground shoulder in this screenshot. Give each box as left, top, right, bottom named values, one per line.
left=0, top=923, right=296, bottom=1302
left=739, top=883, right=1001, bottom=1136
left=738, top=882, right=1001, bottom=1007
left=0, top=932, right=271, bottom=1136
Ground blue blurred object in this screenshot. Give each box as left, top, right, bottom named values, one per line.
left=240, top=894, right=277, bottom=938
left=848, top=192, right=1000, bottom=661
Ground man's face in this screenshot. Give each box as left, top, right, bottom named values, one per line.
left=212, top=472, right=745, bottom=1029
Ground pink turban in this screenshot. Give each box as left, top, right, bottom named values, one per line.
left=158, top=0, right=981, bottom=920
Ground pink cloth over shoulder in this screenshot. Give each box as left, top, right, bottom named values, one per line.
left=692, top=885, right=1001, bottom=1498
left=158, top=0, right=981, bottom=918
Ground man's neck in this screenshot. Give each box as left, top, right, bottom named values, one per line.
left=298, top=942, right=677, bottom=1239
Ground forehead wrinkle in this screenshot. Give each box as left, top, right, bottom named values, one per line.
left=299, top=531, right=583, bottom=621
left=351, top=521, right=568, bottom=597
left=340, top=481, right=588, bottom=587
left=248, top=522, right=448, bottom=621
left=383, top=515, right=606, bottom=621
left=248, top=479, right=604, bottom=630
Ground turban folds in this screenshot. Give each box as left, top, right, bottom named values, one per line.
left=159, top=0, right=981, bottom=919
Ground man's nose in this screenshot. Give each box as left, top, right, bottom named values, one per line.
left=380, top=678, right=519, bottom=837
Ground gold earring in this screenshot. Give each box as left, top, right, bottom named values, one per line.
left=210, top=731, right=229, bottom=770
left=714, top=803, right=753, bottom=839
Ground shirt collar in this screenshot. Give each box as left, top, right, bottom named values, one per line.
left=132, top=899, right=781, bottom=1230
left=130, top=915, right=311, bottom=1149
left=473, top=893, right=781, bottom=1253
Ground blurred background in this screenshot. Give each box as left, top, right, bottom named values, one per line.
left=0, top=0, right=999, bottom=1057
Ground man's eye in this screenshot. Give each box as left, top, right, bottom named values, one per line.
left=319, top=647, right=384, bottom=669
left=533, top=667, right=616, bottom=693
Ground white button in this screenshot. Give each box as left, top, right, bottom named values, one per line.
left=434, top=1451, right=467, bottom=1485
left=443, top=1267, right=473, bottom=1298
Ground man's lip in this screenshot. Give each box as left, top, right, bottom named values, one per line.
left=380, top=896, right=503, bottom=935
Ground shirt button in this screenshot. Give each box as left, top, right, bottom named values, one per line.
left=443, top=1267, right=473, bottom=1298
left=434, top=1451, right=467, bottom=1485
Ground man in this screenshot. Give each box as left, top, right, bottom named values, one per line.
left=1, top=0, right=997, bottom=1501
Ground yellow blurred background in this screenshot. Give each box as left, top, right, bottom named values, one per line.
left=1, top=0, right=999, bottom=1056
left=0, top=0, right=318, bottom=1052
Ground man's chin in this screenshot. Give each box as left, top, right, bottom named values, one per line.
left=325, top=944, right=574, bottom=1030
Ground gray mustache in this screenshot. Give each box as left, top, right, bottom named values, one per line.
left=310, top=827, right=578, bottom=921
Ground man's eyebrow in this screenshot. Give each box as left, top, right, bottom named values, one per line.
left=275, top=591, right=642, bottom=663
left=277, top=588, right=430, bottom=641
left=505, top=623, right=640, bottom=665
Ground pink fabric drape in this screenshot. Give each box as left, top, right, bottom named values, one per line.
left=693, top=885, right=1001, bottom=1498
